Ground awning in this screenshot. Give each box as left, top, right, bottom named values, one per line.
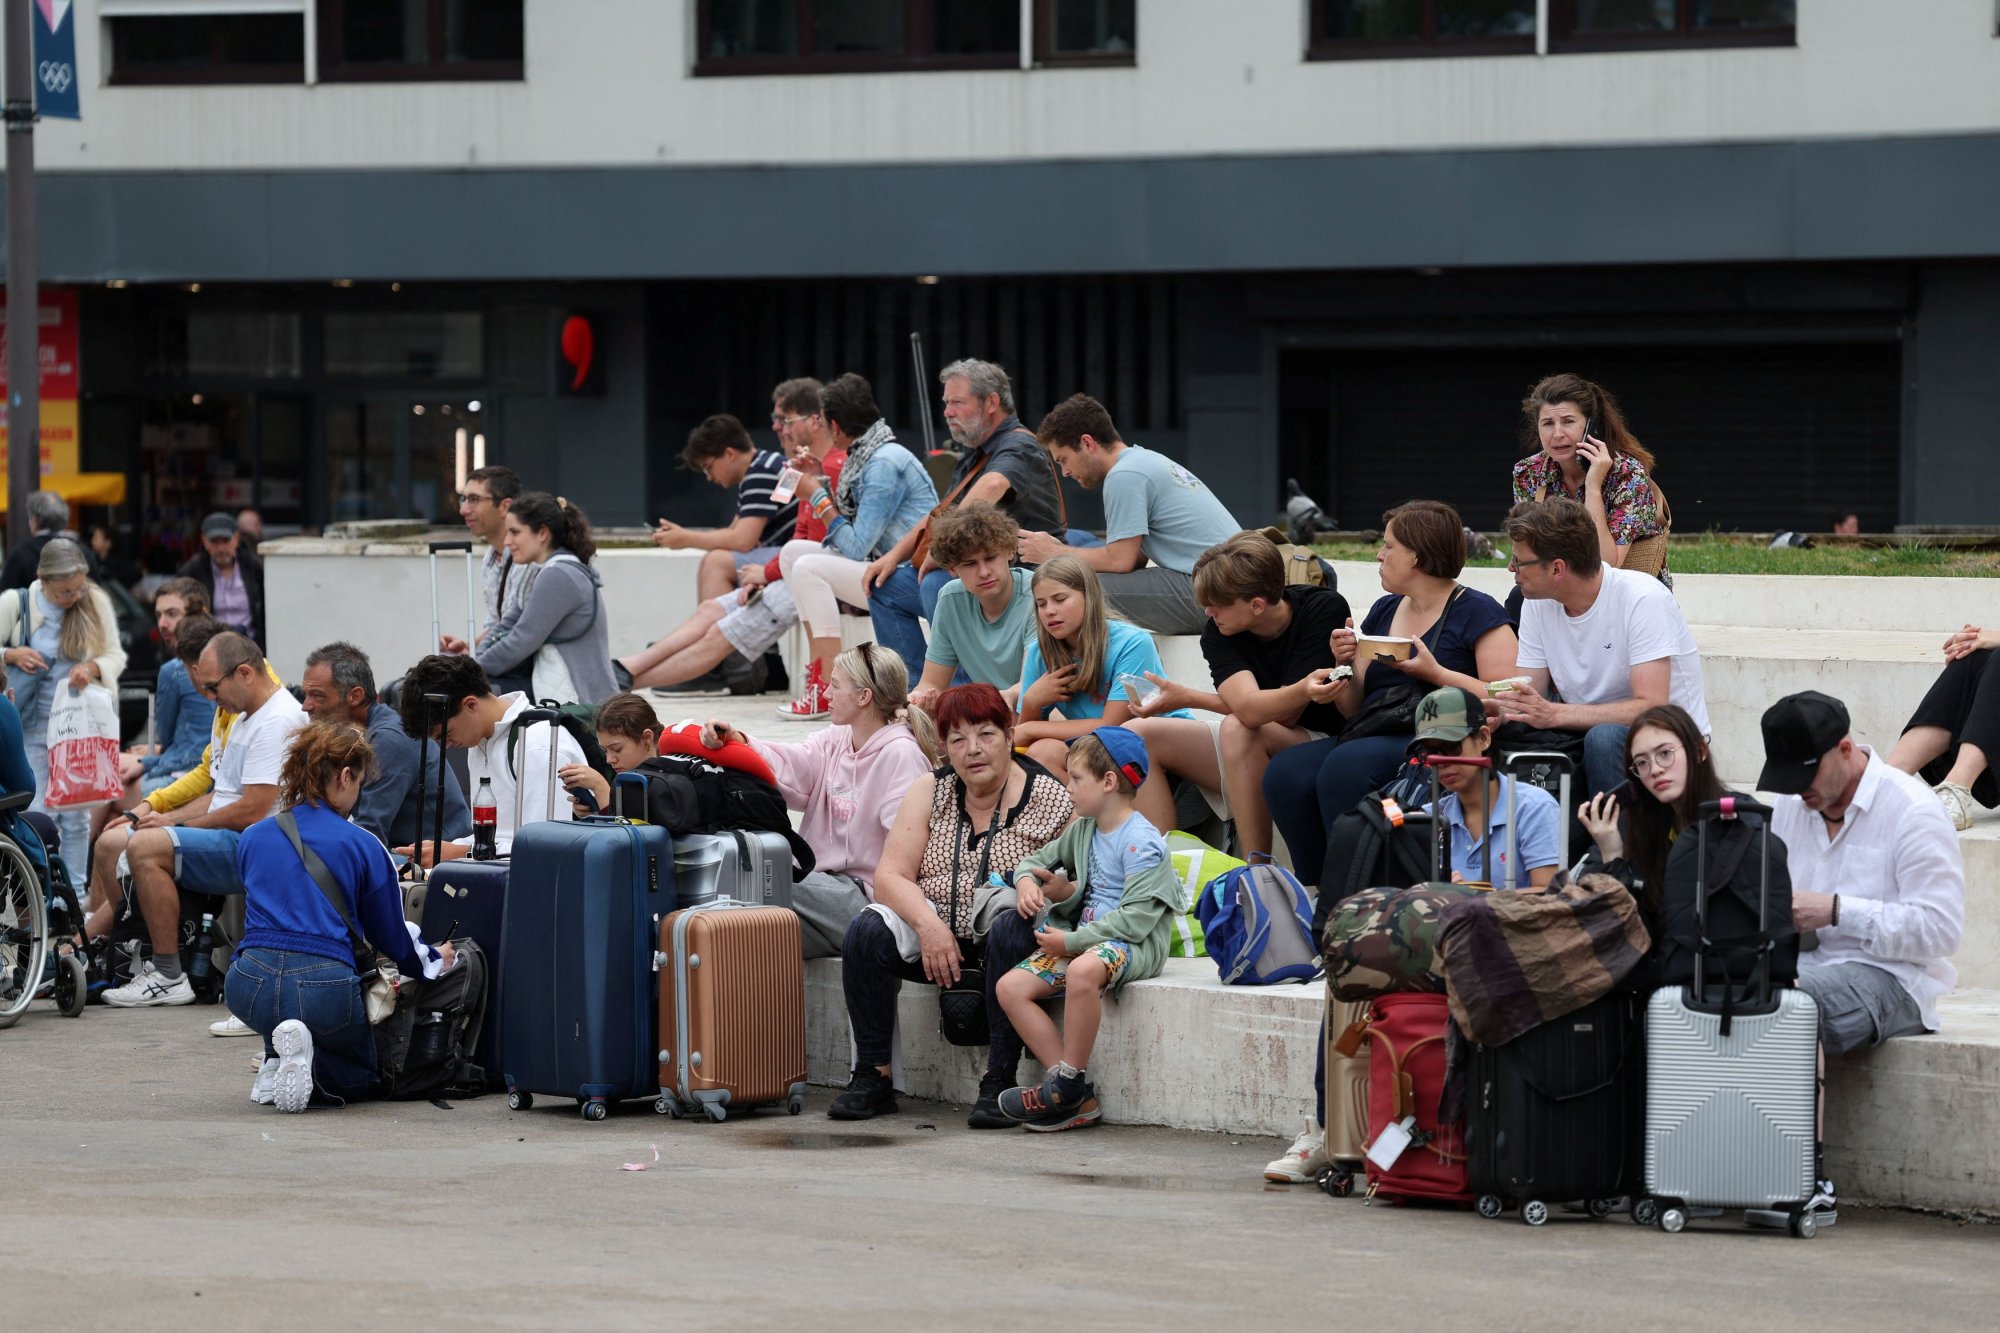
left=0, top=472, right=129, bottom=510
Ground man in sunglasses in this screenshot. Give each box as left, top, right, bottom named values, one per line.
left=1489, top=497, right=1708, bottom=797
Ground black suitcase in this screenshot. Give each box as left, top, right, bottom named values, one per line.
left=1468, top=990, right=1642, bottom=1226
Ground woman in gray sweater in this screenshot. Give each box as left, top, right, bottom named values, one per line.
left=442, top=492, right=615, bottom=706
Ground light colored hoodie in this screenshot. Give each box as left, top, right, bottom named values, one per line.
left=747, top=721, right=931, bottom=889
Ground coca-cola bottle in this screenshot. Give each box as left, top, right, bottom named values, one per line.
left=472, top=778, right=498, bottom=860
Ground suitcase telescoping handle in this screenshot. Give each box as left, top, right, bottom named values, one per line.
left=1500, top=750, right=1574, bottom=879
left=514, top=706, right=567, bottom=825
left=613, top=771, right=647, bottom=821
left=1423, top=755, right=1493, bottom=887
left=427, top=539, right=479, bottom=650
left=410, top=692, right=450, bottom=881
left=1694, top=796, right=1777, bottom=1009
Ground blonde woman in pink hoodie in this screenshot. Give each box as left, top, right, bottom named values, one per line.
left=700, top=643, right=940, bottom=957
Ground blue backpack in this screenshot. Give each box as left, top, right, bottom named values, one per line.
left=1196, top=860, right=1322, bottom=985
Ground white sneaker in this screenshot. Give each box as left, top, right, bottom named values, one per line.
left=251, top=1057, right=279, bottom=1105
left=271, top=1019, right=315, bottom=1113
left=210, top=1014, right=256, bottom=1037
left=101, top=964, right=195, bottom=1008
left=1935, top=782, right=1975, bottom=832
left=1264, top=1118, right=1329, bottom=1183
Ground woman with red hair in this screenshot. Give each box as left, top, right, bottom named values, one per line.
left=828, top=682, right=1073, bottom=1128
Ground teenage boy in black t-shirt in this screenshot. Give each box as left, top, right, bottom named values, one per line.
left=1124, top=532, right=1351, bottom=859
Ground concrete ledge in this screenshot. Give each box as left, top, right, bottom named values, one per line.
left=804, top=954, right=1999, bottom=1211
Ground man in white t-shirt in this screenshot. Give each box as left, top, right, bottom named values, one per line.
left=1490, top=497, right=1709, bottom=797
left=394, top=653, right=582, bottom=863
left=103, top=632, right=309, bottom=1008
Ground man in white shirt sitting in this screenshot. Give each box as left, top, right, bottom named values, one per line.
left=394, top=654, right=582, bottom=863
left=103, top=632, right=309, bottom=1007
left=1759, top=689, right=1965, bottom=1225
left=1490, top=497, right=1709, bottom=797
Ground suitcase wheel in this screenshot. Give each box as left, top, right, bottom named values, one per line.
left=508, top=1091, right=534, bottom=1111
left=582, top=1099, right=609, bottom=1122
left=1629, top=1197, right=1659, bottom=1227
left=1658, top=1206, right=1687, bottom=1234
left=703, top=1102, right=727, bottom=1124
left=655, top=1096, right=679, bottom=1117
left=1317, top=1168, right=1355, bottom=1199
left=1586, top=1197, right=1617, bottom=1220
left=1476, top=1194, right=1504, bottom=1220
left=1790, top=1211, right=1817, bottom=1240
left=787, top=1095, right=804, bottom=1116
left=1519, top=1200, right=1549, bottom=1227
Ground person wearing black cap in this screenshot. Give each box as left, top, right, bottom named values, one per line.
left=177, top=512, right=266, bottom=648
left=1761, top=689, right=1965, bottom=1221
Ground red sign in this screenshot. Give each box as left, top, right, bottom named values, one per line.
left=0, top=285, right=82, bottom=474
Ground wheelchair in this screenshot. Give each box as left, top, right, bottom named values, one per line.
left=0, top=791, right=90, bottom=1027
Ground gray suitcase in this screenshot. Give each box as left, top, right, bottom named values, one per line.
left=671, top=831, right=795, bottom=911
left=1641, top=795, right=1820, bottom=1238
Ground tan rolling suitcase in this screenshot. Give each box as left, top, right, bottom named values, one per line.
left=655, top=902, right=807, bottom=1122
left=1322, top=988, right=1371, bottom=1195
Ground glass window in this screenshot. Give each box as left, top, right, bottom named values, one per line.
left=1550, top=0, right=1793, bottom=48
left=318, top=0, right=523, bottom=80
left=185, top=312, right=304, bottom=379
left=323, top=312, right=483, bottom=380
left=108, top=14, right=305, bottom=85
left=1311, top=0, right=1536, bottom=56
left=1036, top=0, right=1136, bottom=64
left=696, top=0, right=1019, bottom=73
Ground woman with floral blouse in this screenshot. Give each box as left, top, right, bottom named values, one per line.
left=1510, top=372, right=1670, bottom=583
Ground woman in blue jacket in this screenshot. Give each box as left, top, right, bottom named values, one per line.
left=227, top=721, right=454, bottom=1113
left=778, top=373, right=939, bottom=718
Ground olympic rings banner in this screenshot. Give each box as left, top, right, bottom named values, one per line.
left=33, top=0, right=79, bottom=121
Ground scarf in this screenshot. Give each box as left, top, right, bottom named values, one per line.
left=834, top=419, right=895, bottom=521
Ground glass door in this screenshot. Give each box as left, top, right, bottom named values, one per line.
left=322, top=394, right=487, bottom=524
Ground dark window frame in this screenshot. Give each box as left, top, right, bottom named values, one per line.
left=1032, top=0, right=1136, bottom=68
left=316, top=0, right=525, bottom=84
left=1308, top=0, right=1537, bottom=60
left=1547, top=0, right=1795, bottom=53
left=106, top=12, right=307, bottom=87
left=694, top=0, right=1022, bottom=76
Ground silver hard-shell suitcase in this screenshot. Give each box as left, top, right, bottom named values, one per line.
left=1641, top=795, right=1820, bottom=1238
left=671, top=831, right=795, bottom=910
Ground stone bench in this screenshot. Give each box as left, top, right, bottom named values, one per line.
left=801, top=954, right=2000, bottom=1214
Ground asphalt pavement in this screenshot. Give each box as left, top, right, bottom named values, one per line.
left=5, top=1001, right=1996, bottom=1330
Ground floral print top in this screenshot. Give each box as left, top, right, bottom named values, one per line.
left=1511, top=451, right=1665, bottom=547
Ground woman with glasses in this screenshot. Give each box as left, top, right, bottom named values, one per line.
left=0, top=537, right=127, bottom=885
left=696, top=644, right=940, bottom=959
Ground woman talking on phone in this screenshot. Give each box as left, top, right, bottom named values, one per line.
left=1511, top=372, right=1670, bottom=582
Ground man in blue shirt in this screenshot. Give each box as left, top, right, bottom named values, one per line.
left=1020, top=394, right=1242, bottom=635
left=1408, top=686, right=1564, bottom=889
left=299, top=641, right=469, bottom=850
left=118, top=577, right=217, bottom=802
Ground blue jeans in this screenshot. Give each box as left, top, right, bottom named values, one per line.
left=867, top=565, right=956, bottom=684
left=1263, top=733, right=1413, bottom=888
left=225, top=947, right=379, bottom=1104
left=1582, top=723, right=1632, bottom=800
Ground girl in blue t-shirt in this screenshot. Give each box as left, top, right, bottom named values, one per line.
left=1014, top=556, right=1189, bottom=776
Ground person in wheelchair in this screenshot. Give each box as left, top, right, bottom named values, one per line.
left=0, top=692, right=91, bottom=1025
left=229, top=721, right=455, bottom=1112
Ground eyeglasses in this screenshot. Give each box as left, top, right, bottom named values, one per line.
left=194, top=673, right=225, bottom=697
left=771, top=414, right=815, bottom=429
left=1630, top=743, right=1683, bottom=777
left=1507, top=556, right=1548, bottom=572
left=456, top=492, right=492, bottom=508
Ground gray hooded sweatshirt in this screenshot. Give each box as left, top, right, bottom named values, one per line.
left=475, top=551, right=617, bottom=706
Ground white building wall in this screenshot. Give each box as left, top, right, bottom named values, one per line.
left=22, top=0, right=2000, bottom=174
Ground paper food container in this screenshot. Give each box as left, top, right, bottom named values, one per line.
left=1356, top=636, right=1416, bottom=662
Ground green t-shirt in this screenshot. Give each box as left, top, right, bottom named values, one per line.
left=925, top=567, right=1036, bottom=688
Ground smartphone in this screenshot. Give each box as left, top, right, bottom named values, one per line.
left=1603, top=779, right=1638, bottom=807
left=570, top=786, right=600, bottom=814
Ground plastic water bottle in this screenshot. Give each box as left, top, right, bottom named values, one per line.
left=190, top=913, right=214, bottom=983
left=472, top=778, right=498, bottom=861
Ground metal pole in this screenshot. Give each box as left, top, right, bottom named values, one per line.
left=4, top=0, right=37, bottom=546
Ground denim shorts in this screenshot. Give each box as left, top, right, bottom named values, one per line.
left=167, top=827, right=246, bottom=896
left=1797, top=961, right=1927, bottom=1057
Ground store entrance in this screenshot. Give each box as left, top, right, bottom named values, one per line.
left=323, top=395, right=489, bottom=525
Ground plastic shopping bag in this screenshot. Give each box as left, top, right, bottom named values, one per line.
left=1164, top=831, right=1247, bottom=959
left=47, top=682, right=122, bottom=810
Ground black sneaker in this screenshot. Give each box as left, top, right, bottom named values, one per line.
left=966, top=1070, right=1018, bottom=1129
left=1806, top=1178, right=1839, bottom=1227
left=999, top=1070, right=1095, bottom=1125
left=827, top=1067, right=897, bottom=1121
left=651, top=670, right=731, bottom=699
left=612, top=661, right=634, bottom=692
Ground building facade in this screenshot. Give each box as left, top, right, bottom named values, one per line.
left=14, top=0, right=2000, bottom=550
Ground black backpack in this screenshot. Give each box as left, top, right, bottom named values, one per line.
left=506, top=700, right=616, bottom=787
left=1314, top=791, right=1438, bottom=944
left=633, top=753, right=817, bottom=876
left=1654, top=808, right=1798, bottom=1000
left=374, top=938, right=491, bottom=1102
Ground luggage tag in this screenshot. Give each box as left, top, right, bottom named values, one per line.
left=1332, top=1019, right=1369, bottom=1059
left=1366, top=1115, right=1419, bottom=1171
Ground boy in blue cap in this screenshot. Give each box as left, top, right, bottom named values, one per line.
left=997, top=725, right=1181, bottom=1130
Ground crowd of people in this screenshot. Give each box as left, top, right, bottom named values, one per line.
left=5, top=368, right=1981, bottom=1214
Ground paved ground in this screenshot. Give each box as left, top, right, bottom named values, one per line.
left=7, top=1003, right=1998, bottom=1330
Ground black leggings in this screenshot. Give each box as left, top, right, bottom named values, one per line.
left=840, top=908, right=1038, bottom=1077
left=1904, top=647, right=2000, bottom=807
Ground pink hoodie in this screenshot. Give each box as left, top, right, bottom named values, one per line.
left=747, top=722, right=933, bottom=890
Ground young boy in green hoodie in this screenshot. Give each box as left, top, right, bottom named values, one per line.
left=997, top=724, right=1181, bottom=1131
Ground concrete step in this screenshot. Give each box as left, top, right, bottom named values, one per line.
left=802, top=956, right=1998, bottom=1213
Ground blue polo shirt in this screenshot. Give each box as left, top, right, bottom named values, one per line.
left=1425, top=775, right=1564, bottom=889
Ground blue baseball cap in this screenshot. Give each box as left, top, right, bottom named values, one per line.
left=1078, top=724, right=1149, bottom=787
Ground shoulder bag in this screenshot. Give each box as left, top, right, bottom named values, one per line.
left=277, top=809, right=400, bottom=1025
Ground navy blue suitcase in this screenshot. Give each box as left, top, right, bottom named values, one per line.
left=498, top=770, right=675, bottom=1121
